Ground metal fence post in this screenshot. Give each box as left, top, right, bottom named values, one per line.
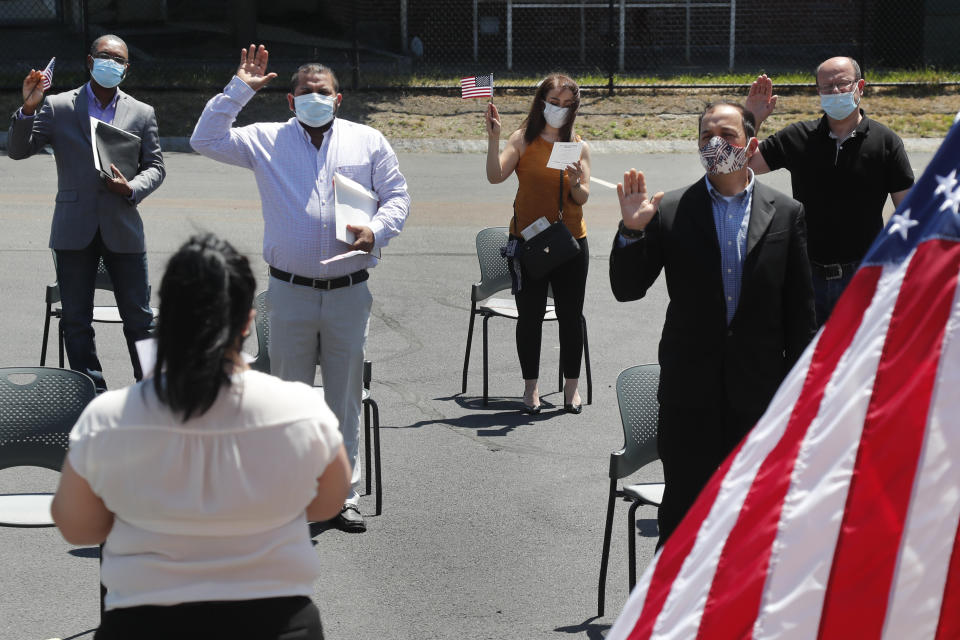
left=728, top=0, right=736, bottom=71
left=607, top=0, right=615, bottom=95
left=352, top=4, right=360, bottom=91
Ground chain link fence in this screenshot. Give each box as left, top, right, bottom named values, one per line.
left=0, top=0, right=957, bottom=93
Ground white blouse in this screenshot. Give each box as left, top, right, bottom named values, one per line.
left=67, top=370, right=342, bottom=610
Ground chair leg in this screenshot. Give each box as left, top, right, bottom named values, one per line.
left=100, top=543, right=106, bottom=617
left=371, top=398, right=382, bottom=516
left=582, top=315, right=593, bottom=405
left=41, top=307, right=52, bottom=366
left=598, top=480, right=618, bottom=618
left=462, top=304, right=477, bottom=393
left=364, top=399, right=372, bottom=497
left=482, top=315, right=490, bottom=406
left=557, top=347, right=563, bottom=394
left=627, top=500, right=642, bottom=591
left=58, top=323, right=65, bottom=368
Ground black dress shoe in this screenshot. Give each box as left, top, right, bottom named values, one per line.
left=564, top=403, right=583, bottom=415
left=521, top=402, right=542, bottom=415
left=335, top=505, right=366, bottom=533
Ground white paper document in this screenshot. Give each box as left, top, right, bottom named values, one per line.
left=136, top=337, right=253, bottom=380
left=320, top=250, right=376, bottom=265
left=334, top=173, right=381, bottom=259
left=546, top=141, right=583, bottom=170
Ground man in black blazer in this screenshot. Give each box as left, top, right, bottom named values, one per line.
left=610, top=102, right=816, bottom=547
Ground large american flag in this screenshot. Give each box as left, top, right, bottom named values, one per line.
left=40, top=57, right=55, bottom=91
left=608, top=118, right=960, bottom=639
left=461, top=74, right=493, bottom=99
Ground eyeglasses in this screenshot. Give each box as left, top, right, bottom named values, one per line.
left=817, top=79, right=857, bottom=94
left=93, top=52, right=128, bottom=65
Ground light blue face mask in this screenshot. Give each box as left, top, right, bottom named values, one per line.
left=91, top=58, right=126, bottom=89
left=820, top=89, right=859, bottom=120
left=294, top=93, right=337, bottom=128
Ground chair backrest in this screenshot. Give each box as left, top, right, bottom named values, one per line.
left=610, top=364, right=661, bottom=480
left=0, top=367, right=96, bottom=472
left=473, top=227, right=512, bottom=301
left=251, top=291, right=271, bottom=374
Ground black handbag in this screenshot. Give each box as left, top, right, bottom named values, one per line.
left=513, top=173, right=581, bottom=280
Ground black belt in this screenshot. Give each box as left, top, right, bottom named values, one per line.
left=811, top=261, right=859, bottom=281
left=269, top=266, right=369, bottom=290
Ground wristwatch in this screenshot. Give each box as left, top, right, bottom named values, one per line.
left=618, top=220, right=646, bottom=239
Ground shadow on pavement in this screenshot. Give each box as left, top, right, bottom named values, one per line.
left=555, top=617, right=611, bottom=639
left=390, top=393, right=569, bottom=436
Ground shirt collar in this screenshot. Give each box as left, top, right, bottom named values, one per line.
left=85, top=82, right=120, bottom=110
left=294, top=117, right=335, bottom=145
left=818, top=108, right=870, bottom=138
left=704, top=168, right=755, bottom=204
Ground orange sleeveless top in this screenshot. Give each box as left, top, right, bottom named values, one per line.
left=510, top=136, right=586, bottom=239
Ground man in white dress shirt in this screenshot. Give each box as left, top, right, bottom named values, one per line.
left=191, top=44, right=410, bottom=533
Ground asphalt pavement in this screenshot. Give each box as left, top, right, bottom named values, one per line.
left=0, top=145, right=934, bottom=640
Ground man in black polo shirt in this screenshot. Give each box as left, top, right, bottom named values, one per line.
left=745, top=56, right=914, bottom=326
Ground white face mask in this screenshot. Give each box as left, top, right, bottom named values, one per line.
left=698, top=136, right=750, bottom=175
left=543, top=101, right=570, bottom=128
left=294, top=93, right=337, bottom=128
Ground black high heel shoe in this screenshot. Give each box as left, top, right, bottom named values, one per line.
left=563, top=390, right=582, bottom=414
left=522, top=402, right=542, bottom=415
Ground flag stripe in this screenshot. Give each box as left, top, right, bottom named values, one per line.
left=754, top=264, right=901, bottom=640
left=935, top=517, right=960, bottom=640
left=622, top=440, right=746, bottom=640
left=886, top=268, right=960, bottom=639
left=818, top=240, right=960, bottom=639
left=696, top=266, right=886, bottom=638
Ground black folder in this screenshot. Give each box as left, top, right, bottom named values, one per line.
left=92, top=119, right=141, bottom=181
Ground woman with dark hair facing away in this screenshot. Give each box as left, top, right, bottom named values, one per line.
left=51, top=233, right=351, bottom=640
left=485, top=73, right=592, bottom=414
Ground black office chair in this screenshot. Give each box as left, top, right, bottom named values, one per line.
left=597, top=364, right=663, bottom=617
left=462, top=227, right=592, bottom=405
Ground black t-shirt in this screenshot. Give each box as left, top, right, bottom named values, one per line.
left=758, top=111, right=915, bottom=264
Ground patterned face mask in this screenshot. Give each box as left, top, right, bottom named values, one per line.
left=698, top=136, right=749, bottom=175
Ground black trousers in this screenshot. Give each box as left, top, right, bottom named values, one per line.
left=94, top=595, right=323, bottom=640
left=514, top=236, right=589, bottom=380
left=655, top=401, right=759, bottom=549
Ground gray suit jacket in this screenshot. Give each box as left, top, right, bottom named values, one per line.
left=7, top=85, right=165, bottom=252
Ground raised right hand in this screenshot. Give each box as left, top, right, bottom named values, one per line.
left=745, top=74, right=777, bottom=128
left=22, top=69, right=45, bottom=115
left=236, top=44, right=277, bottom=91
left=618, top=168, right=664, bottom=231
left=485, top=102, right=501, bottom=139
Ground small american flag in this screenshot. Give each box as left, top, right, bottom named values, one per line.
left=461, top=74, right=493, bottom=99
left=607, top=115, right=960, bottom=639
left=40, top=57, right=55, bottom=91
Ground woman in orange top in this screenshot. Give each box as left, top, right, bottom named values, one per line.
left=485, top=73, right=592, bottom=414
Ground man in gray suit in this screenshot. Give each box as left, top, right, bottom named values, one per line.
left=8, top=35, right=165, bottom=392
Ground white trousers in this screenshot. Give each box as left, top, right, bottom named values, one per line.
left=267, top=276, right=372, bottom=505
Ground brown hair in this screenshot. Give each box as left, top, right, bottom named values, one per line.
left=520, top=73, right=580, bottom=145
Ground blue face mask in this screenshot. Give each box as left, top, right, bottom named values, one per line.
left=820, top=90, right=858, bottom=120
left=294, top=93, right=337, bottom=128
left=91, top=58, right=126, bottom=89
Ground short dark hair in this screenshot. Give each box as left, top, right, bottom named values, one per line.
left=290, top=63, right=339, bottom=94
left=816, top=57, right=862, bottom=81
left=521, top=72, right=581, bottom=145
left=89, top=34, right=127, bottom=57
left=153, top=233, right=256, bottom=421
left=698, top=101, right=756, bottom=140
